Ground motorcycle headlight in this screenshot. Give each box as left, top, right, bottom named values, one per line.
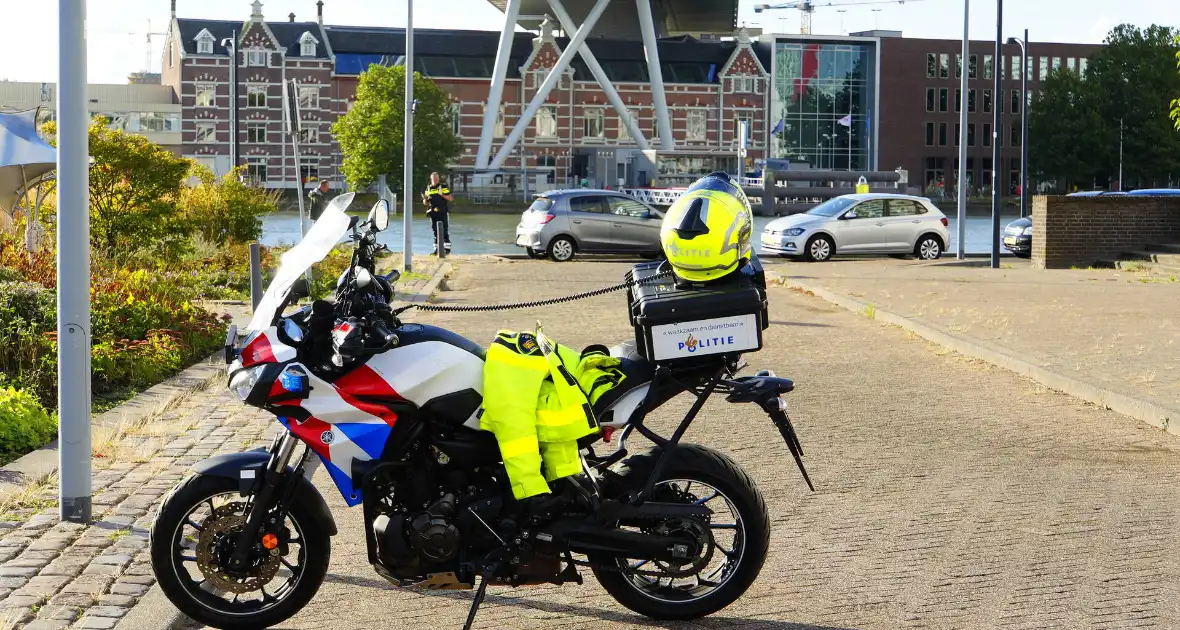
left=229, top=364, right=268, bottom=401
left=784, top=228, right=806, bottom=237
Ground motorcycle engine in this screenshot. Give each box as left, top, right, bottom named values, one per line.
left=374, top=493, right=461, bottom=570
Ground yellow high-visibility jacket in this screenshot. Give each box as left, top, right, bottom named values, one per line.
left=481, top=330, right=625, bottom=500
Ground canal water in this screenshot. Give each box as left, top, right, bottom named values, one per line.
left=260, top=211, right=1020, bottom=257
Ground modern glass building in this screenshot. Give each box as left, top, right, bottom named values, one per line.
left=769, top=36, right=879, bottom=171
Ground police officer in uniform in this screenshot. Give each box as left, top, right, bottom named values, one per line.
left=422, top=172, right=453, bottom=254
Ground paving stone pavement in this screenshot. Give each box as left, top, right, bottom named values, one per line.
left=777, top=257, right=1180, bottom=414
left=159, top=258, right=1180, bottom=630
left=0, top=392, right=279, bottom=629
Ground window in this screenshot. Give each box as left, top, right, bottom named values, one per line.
left=168, top=45, right=174, bottom=68
left=583, top=108, right=604, bottom=139
left=536, top=105, right=556, bottom=138
left=1052, top=57, right=1062, bottom=72
left=1027, top=57, right=1034, bottom=81
left=969, top=54, right=978, bottom=79
left=968, top=89, right=977, bottom=113
left=246, top=122, right=266, bottom=143
left=492, top=104, right=505, bottom=138
left=968, top=123, right=976, bottom=147
left=246, top=158, right=267, bottom=183
left=939, top=53, right=950, bottom=79
left=197, top=37, right=214, bottom=55
left=849, top=199, right=884, bottom=219
left=1011, top=55, right=1021, bottom=80
left=1010, top=125, right=1021, bottom=147
left=983, top=89, right=992, bottom=113
left=925, top=122, right=935, bottom=146
left=449, top=103, right=460, bottom=136
left=1067, top=57, right=1076, bottom=73
left=938, top=122, right=947, bottom=146
left=954, top=123, right=961, bottom=147
left=887, top=199, right=925, bottom=216
left=569, top=196, right=607, bottom=214
left=1011, top=89, right=1021, bottom=114
left=984, top=55, right=994, bottom=79
left=247, top=49, right=268, bottom=67
left=997, top=123, right=1004, bottom=147
left=300, top=158, right=319, bottom=184
left=609, top=197, right=651, bottom=218
left=298, top=86, right=319, bottom=110
left=195, top=84, right=215, bottom=107
left=731, top=75, right=755, bottom=93
left=998, top=89, right=1004, bottom=113
left=687, top=110, right=707, bottom=141
left=619, top=109, right=639, bottom=142
left=955, top=54, right=962, bottom=79
left=247, top=85, right=266, bottom=108
left=195, top=122, right=215, bottom=143
left=927, top=53, right=937, bottom=78
left=1039, top=56, right=1049, bottom=81
left=954, top=88, right=961, bottom=113
left=983, top=123, right=992, bottom=147
left=926, top=88, right=936, bottom=112
left=938, top=88, right=948, bottom=112
left=299, top=33, right=318, bottom=57
left=299, top=127, right=318, bottom=144
left=1079, top=58, right=1088, bottom=77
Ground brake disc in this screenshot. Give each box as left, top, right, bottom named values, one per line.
left=195, top=502, right=282, bottom=594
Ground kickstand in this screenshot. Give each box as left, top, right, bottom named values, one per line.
left=462, top=566, right=496, bottom=630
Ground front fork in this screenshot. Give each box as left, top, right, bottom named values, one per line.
left=227, top=433, right=303, bottom=570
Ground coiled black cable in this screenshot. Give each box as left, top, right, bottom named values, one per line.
left=394, top=265, right=673, bottom=314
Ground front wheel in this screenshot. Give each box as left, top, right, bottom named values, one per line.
left=150, top=475, right=330, bottom=630
left=592, top=444, right=770, bottom=620
left=804, top=235, right=834, bottom=262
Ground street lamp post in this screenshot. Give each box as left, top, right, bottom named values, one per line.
left=1007, top=31, right=1029, bottom=218
left=990, top=0, right=1003, bottom=269
left=403, top=0, right=414, bottom=271
left=221, top=34, right=238, bottom=171
left=956, top=0, right=969, bottom=260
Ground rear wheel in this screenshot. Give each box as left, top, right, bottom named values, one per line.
left=915, top=234, right=943, bottom=260
left=548, top=236, right=577, bottom=262
left=592, top=444, right=770, bottom=620
left=150, top=475, right=330, bottom=630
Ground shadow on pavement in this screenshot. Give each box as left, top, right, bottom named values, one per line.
left=769, top=320, right=833, bottom=328
left=316, top=573, right=857, bottom=630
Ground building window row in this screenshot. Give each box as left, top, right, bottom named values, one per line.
left=927, top=52, right=1088, bottom=82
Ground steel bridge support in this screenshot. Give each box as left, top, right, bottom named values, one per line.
left=636, top=0, right=673, bottom=150
left=476, top=0, right=521, bottom=170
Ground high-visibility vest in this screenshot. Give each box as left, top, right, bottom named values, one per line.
left=481, top=330, right=623, bottom=500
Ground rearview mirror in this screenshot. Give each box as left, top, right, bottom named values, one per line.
left=369, top=199, right=390, bottom=231
left=844, top=211, right=858, bottom=220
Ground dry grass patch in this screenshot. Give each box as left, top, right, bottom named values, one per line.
left=0, top=471, right=58, bottom=521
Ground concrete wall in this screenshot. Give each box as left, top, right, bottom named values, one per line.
left=1032, top=196, right=1180, bottom=269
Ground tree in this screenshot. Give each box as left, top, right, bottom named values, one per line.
left=1029, top=24, right=1180, bottom=189
left=181, top=165, right=279, bottom=245
left=333, top=64, right=463, bottom=192
left=1171, top=35, right=1180, bottom=131
left=41, top=119, right=193, bottom=257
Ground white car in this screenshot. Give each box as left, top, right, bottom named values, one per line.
left=760, top=193, right=949, bottom=262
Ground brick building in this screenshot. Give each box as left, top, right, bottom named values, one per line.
left=162, top=0, right=769, bottom=191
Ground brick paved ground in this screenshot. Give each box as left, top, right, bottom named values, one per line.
left=0, top=391, right=279, bottom=630
left=778, top=257, right=1180, bottom=414
left=163, top=257, right=1180, bottom=630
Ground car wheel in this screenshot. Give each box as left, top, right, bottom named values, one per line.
left=915, top=234, right=943, bottom=260
left=804, top=235, right=834, bottom=262
left=548, top=236, right=576, bottom=262
left=525, top=247, right=545, bottom=260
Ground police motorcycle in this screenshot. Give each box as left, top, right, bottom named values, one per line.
left=150, top=180, right=811, bottom=630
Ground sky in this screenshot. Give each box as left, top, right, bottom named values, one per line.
left=0, top=0, right=1175, bottom=84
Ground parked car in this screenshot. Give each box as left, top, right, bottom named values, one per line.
left=1126, top=188, right=1180, bottom=196
left=761, top=194, right=950, bottom=262
left=1066, top=190, right=1127, bottom=197
left=515, top=190, right=664, bottom=261
left=1002, top=217, right=1032, bottom=258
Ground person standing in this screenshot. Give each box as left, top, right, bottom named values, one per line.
left=422, top=172, right=453, bottom=254
left=307, top=180, right=330, bottom=222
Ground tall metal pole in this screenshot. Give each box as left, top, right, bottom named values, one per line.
left=956, top=0, right=969, bottom=259
left=1118, top=118, right=1124, bottom=191
left=990, top=0, right=1002, bottom=268
left=1019, top=29, right=1029, bottom=218
left=403, top=0, right=414, bottom=271
left=58, top=0, right=92, bottom=523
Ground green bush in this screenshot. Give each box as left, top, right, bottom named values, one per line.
left=0, top=388, right=57, bottom=464
left=0, top=281, right=58, bottom=405
left=180, top=166, right=279, bottom=245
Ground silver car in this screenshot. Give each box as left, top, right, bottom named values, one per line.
left=761, top=193, right=950, bottom=262
left=515, top=190, right=664, bottom=261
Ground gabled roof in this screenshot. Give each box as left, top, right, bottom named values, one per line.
left=175, top=18, right=331, bottom=59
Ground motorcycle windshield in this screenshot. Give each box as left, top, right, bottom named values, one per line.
left=246, top=192, right=356, bottom=332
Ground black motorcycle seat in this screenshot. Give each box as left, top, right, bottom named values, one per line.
left=590, top=342, right=654, bottom=417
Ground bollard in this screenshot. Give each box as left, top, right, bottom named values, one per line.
left=249, top=242, right=263, bottom=311
left=435, top=221, right=446, bottom=259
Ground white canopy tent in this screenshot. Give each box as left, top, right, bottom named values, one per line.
left=0, top=109, right=58, bottom=248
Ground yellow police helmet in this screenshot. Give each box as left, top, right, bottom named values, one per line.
left=660, top=172, right=753, bottom=283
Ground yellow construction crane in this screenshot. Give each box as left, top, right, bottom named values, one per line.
left=753, top=0, right=918, bottom=35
